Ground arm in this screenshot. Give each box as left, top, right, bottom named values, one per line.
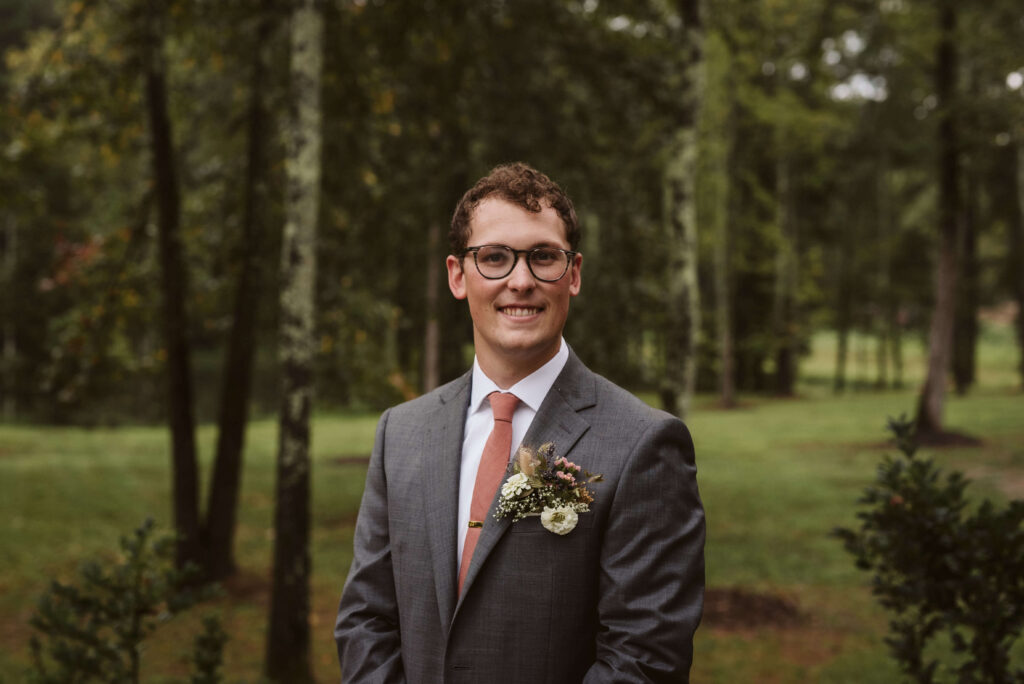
left=334, top=408, right=406, bottom=683
left=584, top=417, right=706, bottom=684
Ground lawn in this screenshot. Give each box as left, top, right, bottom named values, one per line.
left=1, top=323, right=1022, bottom=682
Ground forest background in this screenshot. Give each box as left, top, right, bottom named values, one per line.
left=1, top=0, right=1023, bottom=681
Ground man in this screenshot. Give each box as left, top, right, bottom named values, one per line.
left=335, top=163, right=705, bottom=683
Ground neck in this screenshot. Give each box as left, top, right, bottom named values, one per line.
left=476, top=345, right=560, bottom=389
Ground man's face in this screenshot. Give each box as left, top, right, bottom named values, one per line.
left=446, top=197, right=582, bottom=379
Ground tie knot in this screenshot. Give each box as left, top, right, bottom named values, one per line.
left=488, top=391, right=520, bottom=422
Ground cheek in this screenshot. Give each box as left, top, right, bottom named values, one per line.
left=465, top=285, right=496, bottom=316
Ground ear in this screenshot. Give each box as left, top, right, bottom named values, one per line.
left=568, top=252, right=582, bottom=297
left=446, top=254, right=467, bottom=300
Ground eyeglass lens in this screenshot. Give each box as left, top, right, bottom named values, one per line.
left=475, top=245, right=569, bottom=281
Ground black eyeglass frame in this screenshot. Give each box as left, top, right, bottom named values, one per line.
left=461, top=244, right=579, bottom=282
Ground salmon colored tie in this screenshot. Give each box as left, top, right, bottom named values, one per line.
left=458, top=391, right=520, bottom=595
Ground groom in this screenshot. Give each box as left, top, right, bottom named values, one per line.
left=335, top=163, right=705, bottom=683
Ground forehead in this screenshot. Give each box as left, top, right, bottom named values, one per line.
left=468, top=198, right=569, bottom=247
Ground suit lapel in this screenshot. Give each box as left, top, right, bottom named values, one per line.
left=454, top=352, right=597, bottom=609
left=423, top=370, right=471, bottom=632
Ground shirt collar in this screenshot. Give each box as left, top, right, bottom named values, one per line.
left=470, top=339, right=569, bottom=414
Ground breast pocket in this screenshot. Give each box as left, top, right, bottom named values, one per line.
left=508, top=514, right=548, bottom=534
left=507, top=509, right=597, bottom=535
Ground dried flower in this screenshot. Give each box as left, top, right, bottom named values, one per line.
left=517, top=446, right=541, bottom=477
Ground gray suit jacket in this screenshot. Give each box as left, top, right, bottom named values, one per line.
left=335, top=351, right=705, bottom=683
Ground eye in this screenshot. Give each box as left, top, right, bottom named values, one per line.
left=530, top=248, right=560, bottom=265
left=478, top=247, right=511, bottom=264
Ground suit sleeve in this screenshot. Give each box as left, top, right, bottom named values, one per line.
left=584, top=416, right=706, bottom=684
left=334, top=408, right=407, bottom=683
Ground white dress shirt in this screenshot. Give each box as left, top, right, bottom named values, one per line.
left=456, top=339, right=569, bottom=564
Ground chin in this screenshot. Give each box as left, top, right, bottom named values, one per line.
left=499, top=338, right=557, bottom=360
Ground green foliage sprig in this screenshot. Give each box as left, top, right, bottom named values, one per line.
left=28, top=518, right=225, bottom=684
left=834, top=416, right=1024, bottom=683
left=190, top=614, right=228, bottom=684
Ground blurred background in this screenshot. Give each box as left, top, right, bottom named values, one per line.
left=1, top=0, right=1022, bottom=682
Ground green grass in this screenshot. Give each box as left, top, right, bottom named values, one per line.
left=1, top=325, right=1022, bottom=682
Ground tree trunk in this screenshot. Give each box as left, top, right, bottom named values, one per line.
left=661, top=0, right=703, bottom=418
left=952, top=167, right=977, bottom=395
left=875, top=155, right=892, bottom=390
left=715, top=199, right=736, bottom=409
left=266, top=2, right=321, bottom=681
left=772, top=155, right=798, bottom=396
left=915, top=0, right=960, bottom=437
left=833, top=197, right=852, bottom=394
left=704, top=31, right=735, bottom=409
left=2, top=215, right=15, bottom=421
left=921, top=0, right=958, bottom=436
left=1013, top=136, right=1024, bottom=389
left=422, top=222, right=441, bottom=393
left=662, top=129, right=701, bottom=418
left=143, top=2, right=200, bottom=571
left=890, top=314, right=904, bottom=389
left=203, top=6, right=274, bottom=582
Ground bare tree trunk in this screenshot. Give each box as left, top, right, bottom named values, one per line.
left=203, top=6, right=274, bottom=582
left=266, top=2, right=321, bottom=680
left=2, top=215, right=15, bottom=421
left=715, top=202, right=736, bottom=408
left=890, top=321, right=904, bottom=389
left=875, top=156, right=892, bottom=390
left=890, top=315, right=904, bottom=389
left=143, top=1, right=200, bottom=571
left=833, top=198, right=852, bottom=394
left=952, top=167, right=978, bottom=396
left=915, top=0, right=960, bottom=437
left=704, top=31, right=735, bottom=409
left=662, top=129, right=701, bottom=418
left=422, top=222, right=441, bottom=393
left=1013, top=136, right=1024, bottom=389
left=883, top=147, right=904, bottom=388
left=661, top=0, right=703, bottom=418
left=772, top=155, right=798, bottom=396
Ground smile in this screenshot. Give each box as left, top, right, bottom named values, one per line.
left=500, top=306, right=543, bottom=317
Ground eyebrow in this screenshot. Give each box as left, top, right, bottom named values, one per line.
left=481, top=242, right=567, bottom=250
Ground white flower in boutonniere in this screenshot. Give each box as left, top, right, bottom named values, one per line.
left=541, top=505, right=579, bottom=535
left=494, top=442, right=603, bottom=535
left=500, top=472, right=532, bottom=498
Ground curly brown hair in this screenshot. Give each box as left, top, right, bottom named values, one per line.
left=449, top=162, right=580, bottom=255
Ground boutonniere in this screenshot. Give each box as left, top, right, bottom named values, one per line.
left=494, top=443, right=603, bottom=535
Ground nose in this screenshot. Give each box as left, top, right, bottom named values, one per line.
left=506, top=254, right=536, bottom=291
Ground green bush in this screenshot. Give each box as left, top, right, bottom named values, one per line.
left=834, top=416, right=1024, bottom=683
left=28, top=519, right=226, bottom=684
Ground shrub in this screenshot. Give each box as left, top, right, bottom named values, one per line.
left=834, top=416, right=1024, bottom=683
left=28, top=518, right=226, bottom=684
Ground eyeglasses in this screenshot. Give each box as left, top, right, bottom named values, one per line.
left=462, top=244, right=578, bottom=282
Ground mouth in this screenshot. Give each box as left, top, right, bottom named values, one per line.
left=498, top=305, right=544, bottom=318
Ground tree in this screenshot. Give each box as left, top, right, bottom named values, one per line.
left=266, top=0, right=322, bottom=679
left=1014, top=138, right=1024, bottom=388
left=2, top=215, right=15, bottom=420
left=203, top=0, right=277, bottom=583
left=141, top=0, right=202, bottom=570
left=915, top=0, right=961, bottom=439
left=660, top=0, right=704, bottom=418
left=700, top=29, right=736, bottom=408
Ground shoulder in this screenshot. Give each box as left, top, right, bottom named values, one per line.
left=594, top=372, right=674, bottom=422
left=590, top=371, right=692, bottom=455
left=564, top=353, right=683, bottom=431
